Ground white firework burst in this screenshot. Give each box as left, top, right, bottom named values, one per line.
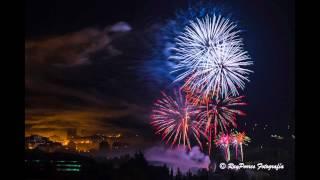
left=170, top=14, right=253, bottom=98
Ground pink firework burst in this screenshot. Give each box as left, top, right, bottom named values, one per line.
left=150, top=89, right=205, bottom=150
left=215, top=133, right=232, bottom=162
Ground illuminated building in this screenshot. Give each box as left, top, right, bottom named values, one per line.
left=73, top=137, right=99, bottom=152
left=71, top=134, right=123, bottom=152
left=270, top=134, right=284, bottom=140
left=25, top=133, right=126, bottom=153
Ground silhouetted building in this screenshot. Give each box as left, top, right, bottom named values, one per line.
left=25, top=135, right=50, bottom=143
left=112, top=141, right=129, bottom=149
left=66, top=141, right=77, bottom=152
left=25, top=135, right=51, bottom=150
left=99, top=141, right=110, bottom=151
left=36, top=142, right=63, bottom=153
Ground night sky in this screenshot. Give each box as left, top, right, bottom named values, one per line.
left=25, top=0, right=294, bottom=150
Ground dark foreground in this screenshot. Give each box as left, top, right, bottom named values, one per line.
left=25, top=146, right=294, bottom=180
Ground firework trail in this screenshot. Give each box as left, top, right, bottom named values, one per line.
left=215, top=133, right=231, bottom=162
left=170, top=14, right=253, bottom=99
left=150, top=89, right=205, bottom=150
left=231, top=131, right=250, bottom=161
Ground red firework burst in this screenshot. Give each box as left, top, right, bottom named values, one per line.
left=196, top=95, right=247, bottom=154
left=150, top=89, right=205, bottom=150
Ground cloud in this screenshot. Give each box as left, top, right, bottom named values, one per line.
left=25, top=22, right=132, bottom=107
left=25, top=22, right=131, bottom=67
left=109, top=22, right=132, bottom=32
left=25, top=22, right=131, bottom=103
left=144, top=146, right=210, bottom=175
left=26, top=28, right=109, bottom=67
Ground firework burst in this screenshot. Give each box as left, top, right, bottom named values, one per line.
left=198, top=95, right=246, bottom=136
left=150, top=90, right=205, bottom=150
left=231, top=131, right=251, bottom=161
left=170, top=14, right=253, bottom=99
left=215, top=133, right=231, bottom=161
left=197, top=95, right=246, bottom=154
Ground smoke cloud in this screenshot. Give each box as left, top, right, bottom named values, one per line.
left=145, top=146, right=210, bottom=175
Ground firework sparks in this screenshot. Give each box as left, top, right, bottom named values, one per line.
left=231, top=131, right=250, bottom=161
left=196, top=95, right=246, bottom=154
left=170, top=14, right=253, bottom=99
left=215, top=133, right=231, bottom=162
left=198, top=95, right=246, bottom=136
left=150, top=90, right=204, bottom=150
